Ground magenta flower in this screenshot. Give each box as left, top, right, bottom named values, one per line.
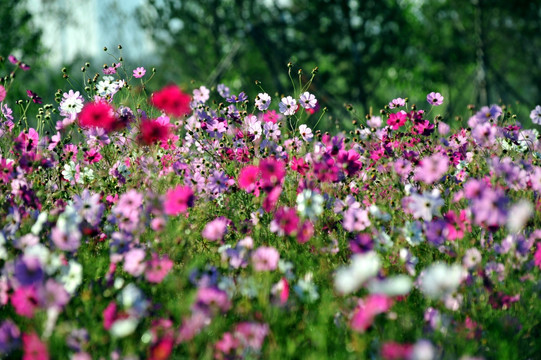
left=238, top=165, right=260, bottom=192
left=534, top=244, right=541, bottom=270
left=350, top=294, right=393, bottom=332
left=194, top=287, right=231, bottom=314
left=387, top=111, right=407, bottom=130
left=133, top=67, right=146, bottom=78
left=270, top=207, right=299, bottom=236
left=11, top=286, right=40, bottom=318
left=22, top=332, right=49, bottom=360
left=0, top=85, right=6, bottom=102
left=252, top=246, right=280, bottom=271
left=163, top=185, right=194, bottom=216
left=426, top=92, right=444, bottom=106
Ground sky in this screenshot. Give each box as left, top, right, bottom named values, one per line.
left=27, top=0, right=156, bottom=67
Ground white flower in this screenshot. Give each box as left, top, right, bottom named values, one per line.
left=334, top=252, right=381, bottom=295
left=407, top=190, right=444, bottom=221
left=368, top=275, right=412, bottom=296
left=296, top=189, right=324, bottom=220
left=110, top=318, right=139, bottom=338
left=419, top=262, right=463, bottom=300
left=59, top=90, right=84, bottom=117
left=507, top=200, right=533, bottom=233
left=96, top=76, right=121, bottom=97
left=255, top=93, right=271, bottom=111
left=0, top=232, right=6, bottom=260
left=59, top=260, right=83, bottom=294
left=298, top=124, right=313, bottom=142
left=278, top=96, right=298, bottom=116
left=299, top=92, right=317, bottom=109
left=245, top=115, right=262, bottom=140
left=81, top=167, right=95, bottom=183
left=31, top=212, right=48, bottom=235
left=193, top=86, right=210, bottom=103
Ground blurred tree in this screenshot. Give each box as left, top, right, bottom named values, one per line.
left=138, top=0, right=540, bottom=125
left=0, top=0, right=43, bottom=61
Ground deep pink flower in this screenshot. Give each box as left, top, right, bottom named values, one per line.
left=78, top=101, right=118, bottom=132
left=387, top=111, right=407, bottom=130
left=150, top=85, right=191, bottom=118
left=195, top=287, right=231, bottom=314
left=11, top=286, right=40, bottom=318
left=164, top=185, right=194, bottom=216
left=259, top=158, right=285, bottom=189
left=0, top=85, right=6, bottom=102
left=139, top=119, right=171, bottom=146
left=381, top=342, right=413, bottom=360
left=238, top=165, right=260, bottom=192
left=534, top=243, right=541, bottom=270
left=84, top=148, right=102, bottom=164
left=215, top=332, right=240, bottom=358
left=22, top=333, right=49, bottom=360
left=103, top=302, right=117, bottom=330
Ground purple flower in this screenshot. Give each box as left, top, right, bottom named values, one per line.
left=72, top=189, right=104, bottom=226
left=426, top=92, right=444, bottom=106
left=66, top=328, right=89, bottom=351
left=0, top=320, right=20, bottom=353
left=530, top=105, right=541, bottom=125
left=14, top=256, right=44, bottom=286
left=424, top=219, right=447, bottom=247
left=349, top=233, right=374, bottom=254
left=42, top=279, right=70, bottom=309
left=26, top=89, right=43, bottom=104
left=189, top=266, right=218, bottom=288
left=226, top=92, right=247, bottom=103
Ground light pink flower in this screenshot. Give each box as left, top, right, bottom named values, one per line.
left=252, top=246, right=280, bottom=271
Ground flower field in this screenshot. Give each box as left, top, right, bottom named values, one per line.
left=1, top=55, right=541, bottom=359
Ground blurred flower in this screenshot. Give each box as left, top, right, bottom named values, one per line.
left=163, top=185, right=194, bottom=216
left=234, top=322, right=269, bottom=351
left=202, top=217, right=230, bottom=242
left=298, top=124, right=313, bottom=142
left=296, top=189, right=323, bottom=220
left=22, top=332, right=48, bottom=360
left=419, top=262, right=463, bottom=300
left=351, top=294, right=393, bottom=332
left=530, top=105, right=541, bottom=124
left=334, top=252, right=380, bottom=295
left=78, top=101, right=117, bottom=132
left=252, top=246, right=280, bottom=271
left=150, top=84, right=191, bottom=117
left=389, top=97, right=406, bottom=108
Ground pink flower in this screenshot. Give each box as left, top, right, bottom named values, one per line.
left=234, top=322, right=269, bottom=350
left=133, top=67, right=146, bottom=78
left=259, top=158, right=285, bottom=190
left=145, top=254, right=174, bottom=283
left=195, top=287, right=231, bottom=314
left=342, top=208, right=371, bottom=232
left=103, top=302, right=117, bottom=330
left=201, top=217, right=229, bottom=242
left=22, top=333, right=49, bottom=360
left=534, top=243, right=541, bottom=270
left=11, top=286, right=40, bottom=318
left=123, top=248, right=147, bottom=277
left=252, top=246, right=280, bottom=271
left=426, top=92, right=444, bottom=106
left=0, top=85, right=6, bottom=102
left=164, top=185, right=194, bottom=216
left=350, top=294, right=393, bottom=332
left=414, top=153, right=449, bottom=184
left=215, top=332, right=240, bottom=358
left=381, top=342, right=413, bottom=360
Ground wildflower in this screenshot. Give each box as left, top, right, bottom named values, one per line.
left=270, top=207, right=299, bottom=236
left=11, top=286, right=40, bottom=318
left=0, top=320, right=20, bottom=353
left=255, top=92, right=271, bottom=111
left=133, top=66, right=146, bottom=78
left=15, top=256, right=44, bottom=286
left=59, top=260, right=83, bottom=294
left=78, top=101, right=118, bottom=132
left=234, top=322, right=269, bottom=351
left=238, top=165, right=260, bottom=192
left=279, top=96, right=298, bottom=116
left=463, top=248, right=482, bottom=269
left=193, top=86, right=210, bottom=103
left=298, top=124, right=313, bottom=142
left=202, top=217, right=230, bottom=242
left=259, top=158, right=286, bottom=189
left=145, top=254, right=174, bottom=283
left=138, top=119, right=171, bottom=146
left=215, top=332, right=240, bottom=358
left=387, top=111, right=407, bottom=130
left=164, top=185, right=194, bottom=216
left=96, top=76, right=121, bottom=97
left=342, top=208, right=371, bottom=232
left=405, top=190, right=444, bottom=221
left=534, top=244, right=541, bottom=270
left=350, top=294, right=393, bottom=332
left=217, top=84, right=230, bottom=98
left=388, top=97, right=406, bottom=109
left=22, top=332, right=49, bottom=360
left=299, top=92, right=317, bottom=109
left=530, top=105, right=541, bottom=124
left=150, top=84, right=192, bottom=117
left=296, top=189, right=324, bottom=220
left=59, top=90, right=84, bottom=118
left=123, top=248, right=147, bottom=277
left=252, top=246, right=280, bottom=271
left=194, top=287, right=231, bottom=314
left=263, top=110, right=281, bottom=123
left=367, top=115, right=382, bottom=128
left=226, top=92, right=248, bottom=103
left=507, top=200, right=533, bottom=233
left=294, top=272, right=320, bottom=303
left=419, top=262, right=463, bottom=300
left=367, top=275, right=412, bottom=296
left=26, top=89, right=43, bottom=104
left=334, top=252, right=381, bottom=295
left=0, top=85, right=5, bottom=102
left=337, top=149, right=363, bottom=176
left=426, top=92, right=444, bottom=106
